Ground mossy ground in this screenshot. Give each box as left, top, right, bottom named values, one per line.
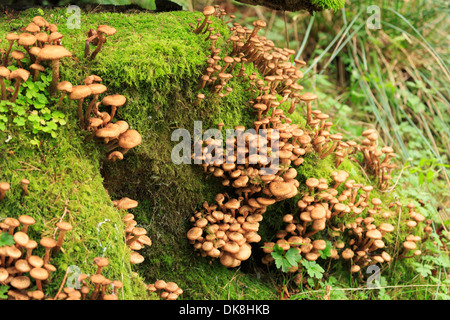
left=0, top=7, right=436, bottom=300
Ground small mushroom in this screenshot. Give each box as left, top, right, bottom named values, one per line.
left=8, top=68, right=30, bottom=103
left=101, top=94, right=126, bottom=121
left=69, top=85, right=92, bottom=128
left=37, top=45, right=72, bottom=96
left=54, top=221, right=73, bottom=254
left=88, top=25, right=117, bottom=60
left=0, top=182, right=10, bottom=200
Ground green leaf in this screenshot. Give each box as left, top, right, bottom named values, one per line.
left=0, top=285, right=8, bottom=300
left=0, top=232, right=15, bottom=247
left=301, top=260, right=325, bottom=279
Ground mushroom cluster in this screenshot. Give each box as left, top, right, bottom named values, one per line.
left=146, top=280, right=183, bottom=300
left=57, top=74, right=142, bottom=159
left=260, top=171, right=395, bottom=271
left=0, top=212, right=72, bottom=300
left=1, top=15, right=72, bottom=97
left=84, top=25, right=117, bottom=60
left=187, top=196, right=265, bottom=268
left=350, top=129, right=396, bottom=190
left=56, top=257, right=123, bottom=300
left=113, top=197, right=150, bottom=265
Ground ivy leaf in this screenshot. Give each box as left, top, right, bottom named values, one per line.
left=0, top=232, right=15, bottom=247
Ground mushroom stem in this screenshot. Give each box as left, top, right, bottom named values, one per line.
left=109, top=106, right=118, bottom=121
left=49, top=59, right=61, bottom=97
left=11, top=79, right=23, bottom=103
left=0, top=78, right=6, bottom=100
left=3, top=41, right=14, bottom=66
left=84, top=95, right=99, bottom=129
left=55, top=91, right=67, bottom=108
left=88, top=33, right=105, bottom=60
left=77, top=99, right=85, bottom=129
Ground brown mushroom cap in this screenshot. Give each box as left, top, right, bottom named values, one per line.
left=154, top=279, right=167, bottom=290
left=9, top=68, right=30, bottom=82
left=115, top=197, right=138, bottom=210
left=69, top=85, right=92, bottom=100
left=187, top=227, right=203, bottom=241
left=30, top=267, right=49, bottom=281
left=57, top=81, right=73, bottom=93
left=11, top=276, right=31, bottom=290
left=18, top=33, right=37, bottom=47
left=88, top=83, right=107, bottom=95
left=0, top=66, right=11, bottom=78
left=102, top=94, right=126, bottom=107
left=56, top=221, right=73, bottom=232
left=37, top=45, right=72, bottom=61
left=97, top=25, right=117, bottom=36
left=118, top=130, right=142, bottom=150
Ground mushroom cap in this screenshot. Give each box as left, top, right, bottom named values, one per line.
left=30, top=267, right=49, bottom=281
left=202, top=5, right=216, bottom=16
left=108, top=151, right=124, bottom=161
left=269, top=181, right=294, bottom=198
left=114, top=120, right=129, bottom=134
left=93, top=257, right=109, bottom=268
left=129, top=251, right=144, bottom=264
left=57, top=81, right=73, bottom=93
left=56, top=221, right=73, bottom=232
left=15, top=259, right=31, bottom=273
left=88, top=83, right=107, bottom=95
left=233, top=243, right=252, bottom=261
left=132, top=227, right=147, bottom=237
left=253, top=19, right=267, bottom=28
left=90, top=274, right=105, bottom=284
left=310, top=205, right=326, bottom=220
left=154, top=279, right=167, bottom=290
left=28, top=255, right=44, bottom=268
left=19, top=214, right=35, bottom=226
left=32, top=16, right=48, bottom=28
left=366, top=229, right=382, bottom=240
left=13, top=231, right=29, bottom=247
left=9, top=68, right=30, bottom=82
left=186, top=227, right=203, bottom=241
left=0, top=66, right=11, bottom=78
left=25, top=23, right=40, bottom=34
left=18, top=33, right=37, bottom=46
left=11, top=276, right=31, bottom=290
left=300, top=92, right=318, bottom=102
left=115, top=197, right=138, bottom=210
left=40, top=237, right=57, bottom=249
left=11, top=50, right=26, bottom=60
left=48, top=32, right=63, bottom=43
left=97, top=25, right=117, bottom=36
left=165, top=282, right=179, bottom=293
left=37, top=44, right=72, bottom=61
left=30, top=64, right=45, bottom=72
left=35, top=32, right=49, bottom=43
left=0, top=268, right=9, bottom=282
left=6, top=33, right=20, bottom=41
left=102, top=94, right=126, bottom=107
left=69, top=85, right=92, bottom=100
left=118, top=129, right=142, bottom=149
left=96, top=123, right=121, bottom=139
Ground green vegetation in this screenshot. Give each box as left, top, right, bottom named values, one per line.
left=0, top=1, right=448, bottom=301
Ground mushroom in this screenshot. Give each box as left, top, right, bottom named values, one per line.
left=0, top=182, right=10, bottom=200
left=36, top=45, right=72, bottom=96
left=299, top=92, right=318, bottom=125
left=101, top=94, right=126, bottom=121
left=54, top=221, right=73, bottom=253
left=17, top=33, right=37, bottom=63
left=84, top=83, right=107, bottom=129
left=11, top=50, right=26, bottom=68
left=3, top=33, right=19, bottom=62
left=193, top=6, right=216, bottom=34
left=88, top=25, right=117, bottom=60
left=93, top=257, right=109, bottom=275
left=69, top=85, right=92, bottom=128
left=8, top=68, right=30, bottom=103
left=55, top=81, right=73, bottom=107
left=0, top=67, right=11, bottom=100
left=40, top=237, right=57, bottom=264
left=117, top=129, right=142, bottom=155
